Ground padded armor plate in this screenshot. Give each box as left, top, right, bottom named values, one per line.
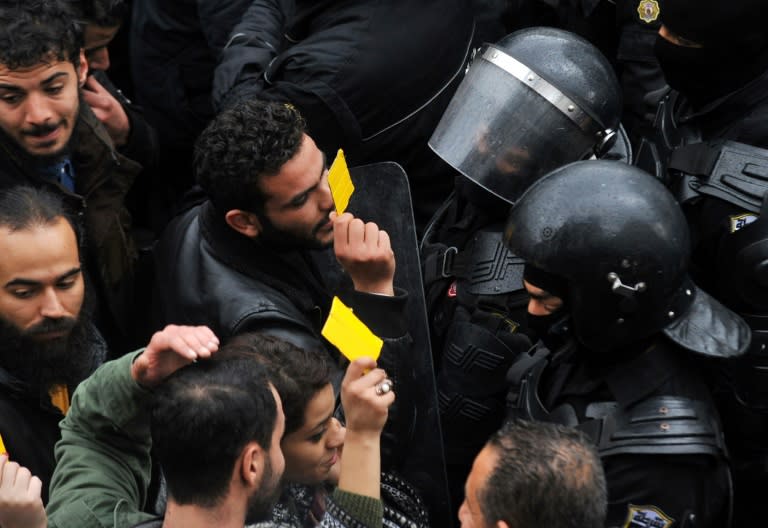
left=513, top=356, right=727, bottom=457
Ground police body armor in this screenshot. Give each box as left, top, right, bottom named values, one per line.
left=511, top=350, right=727, bottom=457
left=503, top=339, right=733, bottom=528
left=636, top=93, right=768, bottom=410
left=420, top=27, right=625, bottom=508
left=420, top=198, right=533, bottom=512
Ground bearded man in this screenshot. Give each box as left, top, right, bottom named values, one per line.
left=0, top=186, right=106, bottom=504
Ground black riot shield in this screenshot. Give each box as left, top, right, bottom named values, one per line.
left=347, top=162, right=453, bottom=528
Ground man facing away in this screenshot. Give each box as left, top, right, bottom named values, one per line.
left=459, top=419, right=607, bottom=528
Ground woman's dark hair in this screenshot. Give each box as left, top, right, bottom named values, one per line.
left=221, top=332, right=335, bottom=436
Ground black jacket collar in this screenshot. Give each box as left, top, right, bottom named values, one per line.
left=199, top=201, right=336, bottom=316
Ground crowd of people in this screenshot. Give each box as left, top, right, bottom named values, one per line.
left=1, top=0, right=768, bottom=527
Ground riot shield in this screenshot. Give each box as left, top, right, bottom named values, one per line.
left=347, top=162, right=453, bottom=528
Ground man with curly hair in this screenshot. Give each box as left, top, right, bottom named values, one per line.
left=0, top=0, right=142, bottom=355
left=154, top=98, right=409, bottom=364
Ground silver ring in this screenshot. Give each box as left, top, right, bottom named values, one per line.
left=375, top=378, right=393, bottom=396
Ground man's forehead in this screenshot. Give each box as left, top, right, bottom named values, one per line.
left=0, top=220, right=79, bottom=269
left=0, top=58, right=76, bottom=82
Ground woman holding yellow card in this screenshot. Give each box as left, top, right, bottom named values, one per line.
left=225, top=333, right=429, bottom=528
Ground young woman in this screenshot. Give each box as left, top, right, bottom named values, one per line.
left=225, top=332, right=429, bottom=528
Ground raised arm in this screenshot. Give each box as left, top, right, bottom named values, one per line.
left=46, top=325, right=218, bottom=528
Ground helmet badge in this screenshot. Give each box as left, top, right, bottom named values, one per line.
left=637, top=0, right=660, bottom=23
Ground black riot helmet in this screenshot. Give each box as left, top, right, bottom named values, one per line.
left=504, top=160, right=750, bottom=357
left=429, top=27, right=622, bottom=205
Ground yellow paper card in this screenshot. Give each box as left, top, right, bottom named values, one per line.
left=49, top=383, right=71, bottom=415
left=328, top=149, right=354, bottom=214
left=0, top=433, right=7, bottom=456
left=321, top=296, right=383, bottom=361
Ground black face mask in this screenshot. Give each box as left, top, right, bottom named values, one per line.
left=456, top=177, right=513, bottom=221
left=525, top=311, right=571, bottom=352
left=654, top=36, right=768, bottom=108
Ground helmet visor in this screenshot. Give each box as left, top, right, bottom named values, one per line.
left=429, top=45, right=601, bottom=204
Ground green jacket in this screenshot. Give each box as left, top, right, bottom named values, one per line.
left=46, top=352, right=157, bottom=528
left=46, top=353, right=384, bottom=528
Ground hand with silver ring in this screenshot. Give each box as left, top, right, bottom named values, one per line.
left=341, top=358, right=394, bottom=437
left=375, top=378, right=393, bottom=396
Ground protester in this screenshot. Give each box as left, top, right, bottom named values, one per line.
left=223, top=332, right=429, bottom=528
left=212, top=0, right=475, bottom=232
left=459, top=420, right=606, bottom=528
left=0, top=186, right=105, bottom=502
left=47, top=330, right=400, bottom=528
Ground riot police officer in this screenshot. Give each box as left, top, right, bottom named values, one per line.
left=504, top=159, right=750, bottom=528
left=420, top=26, right=625, bottom=509
left=634, top=1, right=768, bottom=522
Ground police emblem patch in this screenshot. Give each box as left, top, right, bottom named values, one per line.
left=730, top=213, right=758, bottom=233
left=623, top=504, right=674, bottom=528
left=637, top=0, right=660, bottom=23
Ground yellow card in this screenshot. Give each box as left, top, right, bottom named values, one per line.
left=321, top=296, right=383, bottom=361
left=49, top=383, right=70, bottom=415
left=328, top=149, right=354, bottom=214
left=0, top=432, right=7, bottom=456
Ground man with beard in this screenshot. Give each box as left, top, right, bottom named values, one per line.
left=0, top=0, right=142, bottom=355
left=154, top=99, right=408, bottom=366
left=0, top=185, right=105, bottom=503
left=152, top=99, right=431, bottom=517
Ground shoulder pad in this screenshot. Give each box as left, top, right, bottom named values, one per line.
left=669, top=140, right=768, bottom=213
left=584, top=395, right=726, bottom=457
left=463, top=227, right=525, bottom=295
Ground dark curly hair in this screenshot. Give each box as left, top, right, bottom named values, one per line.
left=219, top=332, right=335, bottom=437
left=194, top=99, right=306, bottom=214
left=0, top=0, right=83, bottom=69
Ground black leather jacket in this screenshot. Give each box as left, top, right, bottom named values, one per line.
left=129, top=0, right=252, bottom=152
left=153, top=201, right=409, bottom=351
